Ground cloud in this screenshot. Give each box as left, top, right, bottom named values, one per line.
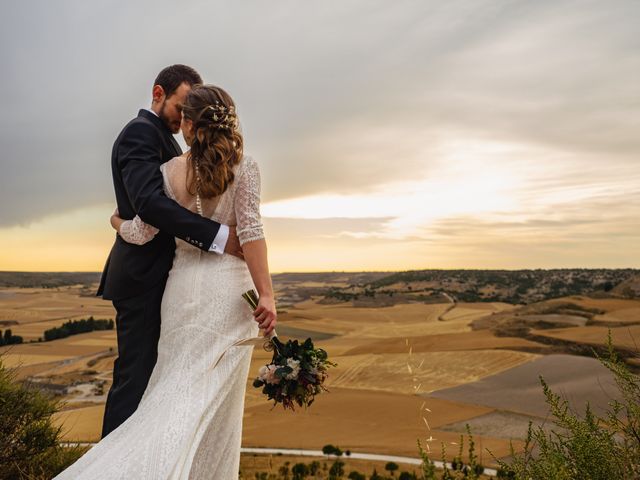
left=0, top=0, right=638, bottom=271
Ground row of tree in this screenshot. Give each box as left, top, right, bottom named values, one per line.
left=43, top=316, right=114, bottom=341
left=253, top=458, right=410, bottom=480
left=0, top=329, right=23, bottom=346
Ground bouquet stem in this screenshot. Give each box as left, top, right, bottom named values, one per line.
left=242, top=289, right=280, bottom=353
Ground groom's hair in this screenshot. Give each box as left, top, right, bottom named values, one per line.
left=154, top=64, right=203, bottom=98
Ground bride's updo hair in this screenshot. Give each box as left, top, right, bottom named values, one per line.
left=182, top=84, right=243, bottom=199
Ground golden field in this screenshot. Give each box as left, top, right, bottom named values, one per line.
left=1, top=284, right=638, bottom=469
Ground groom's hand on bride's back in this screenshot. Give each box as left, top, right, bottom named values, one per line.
left=224, top=226, right=245, bottom=260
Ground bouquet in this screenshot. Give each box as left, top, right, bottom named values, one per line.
left=242, top=289, right=337, bottom=411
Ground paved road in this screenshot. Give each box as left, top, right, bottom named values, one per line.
left=61, top=443, right=498, bottom=476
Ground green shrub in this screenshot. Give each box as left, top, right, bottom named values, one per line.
left=417, top=425, right=484, bottom=480
left=417, top=439, right=436, bottom=479
left=492, top=330, right=640, bottom=479
left=0, top=355, right=87, bottom=479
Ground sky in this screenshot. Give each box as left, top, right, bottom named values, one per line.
left=0, top=0, right=638, bottom=272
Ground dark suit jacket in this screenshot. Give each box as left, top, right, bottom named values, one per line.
left=97, top=109, right=221, bottom=301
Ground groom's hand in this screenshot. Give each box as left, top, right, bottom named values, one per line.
left=224, top=226, right=245, bottom=260
left=110, top=208, right=124, bottom=233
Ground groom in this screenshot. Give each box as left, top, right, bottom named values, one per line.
left=97, top=64, right=242, bottom=438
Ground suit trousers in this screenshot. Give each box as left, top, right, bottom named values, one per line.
left=100, top=276, right=167, bottom=438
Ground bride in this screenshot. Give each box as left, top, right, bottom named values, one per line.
left=54, top=84, right=277, bottom=479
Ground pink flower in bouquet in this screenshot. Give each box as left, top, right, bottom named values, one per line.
left=258, top=364, right=281, bottom=385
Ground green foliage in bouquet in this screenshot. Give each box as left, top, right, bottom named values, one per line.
left=243, top=289, right=337, bottom=411
left=252, top=334, right=337, bottom=410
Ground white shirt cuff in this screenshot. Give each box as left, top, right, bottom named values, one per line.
left=209, top=224, right=229, bottom=255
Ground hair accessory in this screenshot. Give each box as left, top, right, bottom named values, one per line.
left=206, top=104, right=237, bottom=130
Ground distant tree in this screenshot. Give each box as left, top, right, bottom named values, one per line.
left=348, top=471, right=365, bottom=480
left=323, top=444, right=340, bottom=456
left=292, top=462, right=309, bottom=480
left=385, top=461, right=399, bottom=476
left=309, top=460, right=320, bottom=475
left=399, top=472, right=417, bottom=480
left=278, top=461, right=291, bottom=480
left=0, top=329, right=22, bottom=345
left=496, top=466, right=516, bottom=479
left=369, top=468, right=383, bottom=480
left=329, top=459, right=345, bottom=479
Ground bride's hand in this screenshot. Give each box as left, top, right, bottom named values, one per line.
left=253, top=295, right=277, bottom=336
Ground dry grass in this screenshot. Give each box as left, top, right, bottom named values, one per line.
left=1, top=353, right=72, bottom=368
left=0, top=286, right=115, bottom=340
left=242, top=386, right=519, bottom=462
left=595, top=307, right=640, bottom=323
left=326, top=350, right=539, bottom=394
left=343, top=330, right=547, bottom=355
left=4, top=286, right=637, bottom=466
left=530, top=324, right=640, bottom=350
left=53, top=404, right=106, bottom=442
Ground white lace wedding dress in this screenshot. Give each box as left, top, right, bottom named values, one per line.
left=54, top=154, right=264, bottom=479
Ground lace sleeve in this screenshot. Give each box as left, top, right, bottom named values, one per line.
left=159, top=162, right=175, bottom=200
left=119, top=215, right=160, bottom=245
left=234, top=156, right=265, bottom=246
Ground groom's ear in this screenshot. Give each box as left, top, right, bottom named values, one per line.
left=152, top=85, right=166, bottom=104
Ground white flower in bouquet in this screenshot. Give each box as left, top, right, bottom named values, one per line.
left=285, top=358, right=301, bottom=380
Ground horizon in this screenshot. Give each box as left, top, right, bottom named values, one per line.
left=1, top=267, right=638, bottom=275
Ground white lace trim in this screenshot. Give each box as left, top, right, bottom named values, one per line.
left=119, top=215, right=159, bottom=245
